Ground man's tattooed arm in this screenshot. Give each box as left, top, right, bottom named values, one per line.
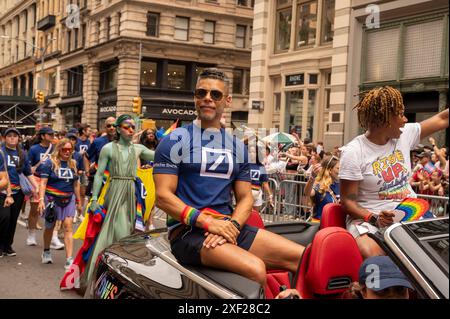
left=340, top=180, right=372, bottom=220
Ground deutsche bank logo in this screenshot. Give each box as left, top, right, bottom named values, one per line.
left=200, top=147, right=233, bottom=179
left=7, top=155, right=19, bottom=167
left=40, top=153, right=49, bottom=161
left=80, top=145, right=88, bottom=152
left=140, top=183, right=147, bottom=199
left=250, top=169, right=260, bottom=181
left=58, top=168, right=74, bottom=179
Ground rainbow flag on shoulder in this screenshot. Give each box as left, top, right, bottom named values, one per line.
left=156, top=119, right=179, bottom=139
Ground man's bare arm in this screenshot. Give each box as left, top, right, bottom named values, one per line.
left=231, top=180, right=254, bottom=227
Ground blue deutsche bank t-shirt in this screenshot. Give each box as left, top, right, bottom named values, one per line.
left=73, top=152, right=85, bottom=172
left=313, top=182, right=340, bottom=219
left=75, top=138, right=91, bottom=154
left=3, top=147, right=32, bottom=194
left=249, top=163, right=268, bottom=190
left=153, top=123, right=250, bottom=230
left=28, top=144, right=53, bottom=177
left=40, top=160, right=78, bottom=197
left=0, top=152, right=5, bottom=171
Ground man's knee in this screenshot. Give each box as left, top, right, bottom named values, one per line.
left=247, top=257, right=267, bottom=286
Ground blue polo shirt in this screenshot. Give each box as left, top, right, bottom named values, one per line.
left=75, top=138, right=91, bottom=154
left=154, top=123, right=250, bottom=231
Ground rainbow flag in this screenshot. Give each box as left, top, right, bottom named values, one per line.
left=162, top=119, right=179, bottom=137
left=394, top=198, right=430, bottom=222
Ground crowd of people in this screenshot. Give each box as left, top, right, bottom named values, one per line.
left=0, top=67, right=448, bottom=300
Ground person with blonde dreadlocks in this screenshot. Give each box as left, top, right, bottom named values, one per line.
left=339, top=86, right=448, bottom=259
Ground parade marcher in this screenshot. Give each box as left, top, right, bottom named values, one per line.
left=339, top=86, right=449, bottom=259
left=303, top=155, right=340, bottom=221
left=276, top=256, right=414, bottom=299
left=37, top=139, right=82, bottom=268
left=0, top=152, right=12, bottom=257
left=154, top=68, right=304, bottom=286
left=85, top=117, right=116, bottom=197
left=248, top=144, right=273, bottom=212
left=0, top=128, right=39, bottom=257
left=26, top=127, right=65, bottom=249
left=79, top=114, right=155, bottom=294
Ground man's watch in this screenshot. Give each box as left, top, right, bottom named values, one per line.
left=367, top=214, right=378, bottom=227
left=230, top=219, right=241, bottom=230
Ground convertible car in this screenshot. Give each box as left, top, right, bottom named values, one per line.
left=88, top=205, right=449, bottom=299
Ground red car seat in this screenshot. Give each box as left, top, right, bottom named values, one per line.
left=320, top=203, right=347, bottom=229
left=294, top=227, right=362, bottom=299
left=265, top=270, right=291, bottom=299
left=246, top=210, right=265, bottom=229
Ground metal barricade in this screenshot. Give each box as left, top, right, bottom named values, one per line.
left=417, top=194, right=449, bottom=216
left=259, top=178, right=279, bottom=223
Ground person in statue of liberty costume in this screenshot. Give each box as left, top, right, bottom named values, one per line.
left=80, top=114, right=155, bottom=295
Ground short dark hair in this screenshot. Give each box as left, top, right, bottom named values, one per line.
left=78, top=123, right=90, bottom=136
left=197, top=68, right=230, bottom=88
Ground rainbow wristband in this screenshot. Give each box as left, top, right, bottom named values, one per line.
left=181, top=205, right=201, bottom=226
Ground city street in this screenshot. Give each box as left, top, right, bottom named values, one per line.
left=0, top=218, right=82, bottom=299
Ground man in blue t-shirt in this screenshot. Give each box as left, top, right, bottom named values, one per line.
left=85, top=117, right=116, bottom=196
left=153, top=68, right=304, bottom=286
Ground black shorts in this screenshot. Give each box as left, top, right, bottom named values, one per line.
left=170, top=225, right=259, bottom=266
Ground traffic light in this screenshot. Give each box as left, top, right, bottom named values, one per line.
left=132, top=96, right=142, bottom=115
left=35, top=90, right=45, bottom=105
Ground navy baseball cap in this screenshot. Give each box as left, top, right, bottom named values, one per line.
left=67, top=132, right=77, bottom=139
left=38, top=127, right=55, bottom=135
left=3, top=127, right=20, bottom=136
left=68, top=128, right=78, bottom=134
left=359, top=256, right=414, bottom=291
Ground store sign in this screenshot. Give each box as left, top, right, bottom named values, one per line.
left=99, top=105, right=117, bottom=113
left=286, top=73, right=304, bottom=86
left=162, top=108, right=197, bottom=116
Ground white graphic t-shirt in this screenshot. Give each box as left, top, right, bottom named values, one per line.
left=339, top=123, right=421, bottom=218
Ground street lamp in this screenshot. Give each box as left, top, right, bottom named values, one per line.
left=1, top=35, right=57, bottom=124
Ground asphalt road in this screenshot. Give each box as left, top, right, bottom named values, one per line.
left=0, top=207, right=167, bottom=299
left=0, top=217, right=82, bottom=299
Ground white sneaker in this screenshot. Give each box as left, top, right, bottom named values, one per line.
left=41, top=251, right=53, bottom=264
left=64, top=257, right=74, bottom=270
left=50, top=237, right=65, bottom=250
left=26, top=231, right=37, bottom=246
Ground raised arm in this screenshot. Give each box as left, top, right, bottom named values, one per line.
left=420, top=108, right=449, bottom=139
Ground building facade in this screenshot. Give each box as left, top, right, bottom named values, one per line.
left=1, top=0, right=253, bottom=131
left=250, top=0, right=448, bottom=150
left=0, top=0, right=37, bottom=131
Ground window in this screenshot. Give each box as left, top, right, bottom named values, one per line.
left=146, top=12, right=159, bottom=37
left=81, top=23, right=86, bottom=47
left=99, top=62, right=118, bottom=91
left=31, top=36, right=35, bottom=54
left=66, top=30, right=71, bottom=52
left=233, top=69, right=243, bottom=94
left=321, top=0, right=335, bottom=43
left=275, top=0, right=292, bottom=52
left=235, top=25, right=246, bottom=48
left=106, top=17, right=111, bottom=41
left=306, top=89, right=316, bottom=140
left=365, top=28, right=400, bottom=82
left=274, top=92, right=281, bottom=111
left=174, top=16, right=189, bottom=41
left=141, top=61, right=158, bottom=87
left=325, top=88, right=330, bottom=109
left=74, top=27, right=78, bottom=49
left=67, top=66, right=83, bottom=96
left=237, top=0, right=254, bottom=6
left=167, top=64, right=186, bottom=89
left=48, top=72, right=56, bottom=95
left=285, top=90, right=303, bottom=132
left=204, top=20, right=215, bottom=44
left=309, top=73, right=318, bottom=84
left=96, top=21, right=101, bottom=43
left=117, top=12, right=121, bottom=36
left=296, top=0, right=318, bottom=48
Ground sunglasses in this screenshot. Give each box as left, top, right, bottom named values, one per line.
left=61, top=148, right=73, bottom=153
left=106, top=124, right=114, bottom=128
left=120, top=123, right=136, bottom=131
left=325, top=155, right=339, bottom=170
left=194, top=88, right=224, bottom=102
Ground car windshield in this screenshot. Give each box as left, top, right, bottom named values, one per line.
left=405, top=219, right=449, bottom=274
